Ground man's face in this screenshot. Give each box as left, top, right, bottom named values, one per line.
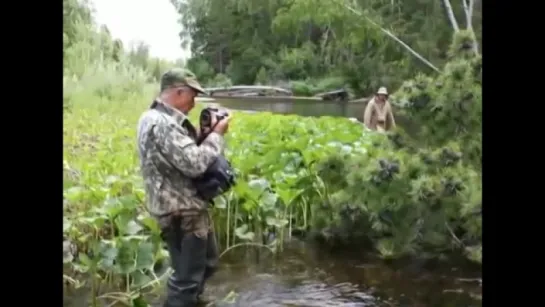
left=377, top=94, right=386, bottom=102
left=175, top=86, right=198, bottom=113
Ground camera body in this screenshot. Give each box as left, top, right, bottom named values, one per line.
left=199, top=107, right=229, bottom=130
left=194, top=106, right=235, bottom=202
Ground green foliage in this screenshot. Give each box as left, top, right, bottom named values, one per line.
left=125, top=42, right=178, bottom=82
left=290, top=81, right=314, bottom=96
left=63, top=1, right=186, bottom=304
left=64, top=91, right=481, bottom=302
left=186, top=57, right=216, bottom=84
left=64, top=94, right=167, bottom=306
left=209, top=73, right=233, bottom=87
left=393, top=32, right=482, bottom=168
left=63, top=0, right=183, bottom=110
left=174, top=0, right=482, bottom=95
left=290, top=76, right=347, bottom=96
left=64, top=67, right=481, bottom=307
left=63, top=1, right=482, bottom=305
left=315, top=142, right=481, bottom=258
left=255, top=67, right=269, bottom=85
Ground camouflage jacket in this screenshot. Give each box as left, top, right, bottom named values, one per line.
left=136, top=101, right=225, bottom=222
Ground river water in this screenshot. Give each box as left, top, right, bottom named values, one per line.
left=64, top=240, right=481, bottom=307
left=200, top=97, right=370, bottom=120
left=198, top=97, right=419, bottom=136
left=146, top=241, right=481, bottom=307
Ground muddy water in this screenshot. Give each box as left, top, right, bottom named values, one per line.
left=147, top=241, right=481, bottom=307
left=64, top=240, right=481, bottom=306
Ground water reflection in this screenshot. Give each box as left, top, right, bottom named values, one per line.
left=64, top=242, right=481, bottom=307
left=202, top=97, right=362, bottom=120
left=151, top=241, right=481, bottom=307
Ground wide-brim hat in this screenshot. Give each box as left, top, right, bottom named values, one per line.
left=376, top=87, right=388, bottom=95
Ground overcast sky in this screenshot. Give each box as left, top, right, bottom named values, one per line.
left=91, top=0, right=190, bottom=61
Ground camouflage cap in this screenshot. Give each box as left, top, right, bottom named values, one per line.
left=160, top=68, right=207, bottom=95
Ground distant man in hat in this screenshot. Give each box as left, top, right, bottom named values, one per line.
left=136, top=68, right=231, bottom=307
left=363, top=86, right=396, bottom=132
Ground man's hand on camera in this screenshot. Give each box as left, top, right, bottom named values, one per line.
left=213, top=114, right=231, bottom=135
left=200, top=115, right=217, bottom=136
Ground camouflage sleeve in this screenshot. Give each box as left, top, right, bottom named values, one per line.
left=152, top=122, right=225, bottom=178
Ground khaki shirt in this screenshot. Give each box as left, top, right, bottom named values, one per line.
left=136, top=101, right=225, bottom=227
left=363, top=97, right=396, bottom=131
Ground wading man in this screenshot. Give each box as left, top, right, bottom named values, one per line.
left=363, top=86, right=396, bottom=132
left=136, top=68, right=230, bottom=307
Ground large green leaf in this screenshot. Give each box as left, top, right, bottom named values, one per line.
left=234, top=224, right=255, bottom=241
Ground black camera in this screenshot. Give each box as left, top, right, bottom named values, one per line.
left=195, top=107, right=236, bottom=202
left=200, top=107, right=229, bottom=130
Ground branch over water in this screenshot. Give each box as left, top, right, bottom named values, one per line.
left=336, top=0, right=441, bottom=73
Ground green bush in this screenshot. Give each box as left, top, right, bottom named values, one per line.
left=312, top=32, right=482, bottom=261
left=208, top=73, right=233, bottom=87
left=290, top=80, right=314, bottom=96
left=393, top=32, right=482, bottom=168
left=289, top=76, right=348, bottom=97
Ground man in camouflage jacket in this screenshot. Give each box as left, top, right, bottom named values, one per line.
left=137, top=68, right=230, bottom=307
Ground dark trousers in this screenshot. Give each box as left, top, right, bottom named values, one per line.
left=162, top=215, right=218, bottom=307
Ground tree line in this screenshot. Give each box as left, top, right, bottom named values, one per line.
left=173, top=0, right=481, bottom=96
left=63, top=0, right=183, bottom=82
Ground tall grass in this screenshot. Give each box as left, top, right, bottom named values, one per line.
left=63, top=3, right=177, bottom=304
